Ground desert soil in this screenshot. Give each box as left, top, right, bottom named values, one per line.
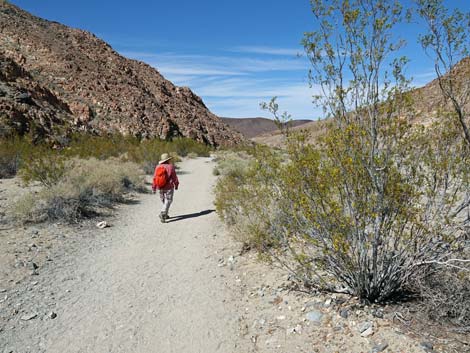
left=0, top=158, right=466, bottom=353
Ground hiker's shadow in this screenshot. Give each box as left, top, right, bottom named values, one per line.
left=166, top=209, right=215, bottom=223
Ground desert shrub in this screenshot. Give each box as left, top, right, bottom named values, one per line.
left=12, top=192, right=40, bottom=221
left=217, top=122, right=469, bottom=303
left=214, top=152, right=254, bottom=225
left=170, top=137, right=211, bottom=158
left=0, top=136, right=34, bottom=178
left=1, top=133, right=212, bottom=177
left=214, top=147, right=285, bottom=250
left=19, top=148, right=69, bottom=188
left=128, top=138, right=171, bottom=174
left=65, top=133, right=141, bottom=160
left=286, top=0, right=469, bottom=302
left=65, top=158, right=144, bottom=201
left=276, top=123, right=468, bottom=299
left=13, top=157, right=145, bottom=223
left=216, top=0, right=470, bottom=307
left=0, top=139, right=22, bottom=178
left=60, top=133, right=208, bottom=170
left=212, top=150, right=253, bottom=177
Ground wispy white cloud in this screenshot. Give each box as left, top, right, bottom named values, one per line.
left=230, top=46, right=303, bottom=56
left=193, top=77, right=322, bottom=119
left=121, top=51, right=308, bottom=75
left=156, top=66, right=246, bottom=77
left=118, top=48, right=318, bottom=118
left=413, top=71, right=436, bottom=79
left=411, top=71, right=437, bottom=87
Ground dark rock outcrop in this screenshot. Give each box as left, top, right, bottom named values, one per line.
left=0, top=3, right=243, bottom=146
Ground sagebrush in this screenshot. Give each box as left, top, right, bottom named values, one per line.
left=14, top=158, right=144, bottom=223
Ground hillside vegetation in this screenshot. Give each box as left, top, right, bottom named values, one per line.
left=1, top=133, right=211, bottom=223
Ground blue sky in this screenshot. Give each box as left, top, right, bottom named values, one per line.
left=9, top=0, right=470, bottom=119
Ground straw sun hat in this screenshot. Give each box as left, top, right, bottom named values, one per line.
left=158, top=153, right=173, bottom=164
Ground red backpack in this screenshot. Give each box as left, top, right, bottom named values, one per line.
left=153, top=165, right=168, bottom=188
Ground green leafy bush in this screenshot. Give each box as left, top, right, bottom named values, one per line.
left=19, top=149, right=69, bottom=188
left=0, top=137, right=34, bottom=178
left=64, top=133, right=141, bottom=160
left=169, top=138, right=211, bottom=158
left=1, top=133, right=213, bottom=178
left=128, top=138, right=172, bottom=174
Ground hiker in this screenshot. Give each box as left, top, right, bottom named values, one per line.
left=152, top=153, right=179, bottom=223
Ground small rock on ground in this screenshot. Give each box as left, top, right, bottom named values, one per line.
left=371, top=342, right=389, bottom=352
left=306, top=310, right=323, bottom=324
left=20, top=313, right=38, bottom=321
left=420, top=341, right=434, bottom=352
left=361, top=326, right=374, bottom=337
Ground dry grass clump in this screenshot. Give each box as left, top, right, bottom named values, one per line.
left=415, top=267, right=470, bottom=329
left=13, top=158, right=144, bottom=223
left=411, top=241, right=470, bottom=330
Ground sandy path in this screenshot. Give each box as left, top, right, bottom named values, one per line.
left=3, top=157, right=246, bottom=353
left=3, top=157, right=447, bottom=353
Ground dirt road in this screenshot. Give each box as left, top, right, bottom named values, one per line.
left=2, top=157, right=248, bottom=353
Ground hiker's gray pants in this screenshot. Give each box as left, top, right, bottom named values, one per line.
left=159, top=189, right=174, bottom=215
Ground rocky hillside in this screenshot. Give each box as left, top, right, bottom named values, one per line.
left=254, top=58, right=470, bottom=147
left=252, top=119, right=327, bottom=147
left=0, top=53, right=72, bottom=142
left=221, top=117, right=312, bottom=139
left=0, top=3, right=243, bottom=146
left=411, top=57, right=470, bottom=124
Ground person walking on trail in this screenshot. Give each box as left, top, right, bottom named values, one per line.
left=152, top=153, right=179, bottom=223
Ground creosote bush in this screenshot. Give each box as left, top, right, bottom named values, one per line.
left=215, top=0, right=470, bottom=327
left=19, top=149, right=68, bottom=188
left=0, top=137, right=34, bottom=178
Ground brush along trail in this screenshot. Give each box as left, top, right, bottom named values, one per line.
left=1, top=158, right=440, bottom=353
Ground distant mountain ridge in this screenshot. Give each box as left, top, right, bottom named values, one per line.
left=0, top=2, right=243, bottom=146
left=221, top=117, right=312, bottom=139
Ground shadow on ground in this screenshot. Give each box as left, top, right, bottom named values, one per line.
left=166, top=209, right=215, bottom=223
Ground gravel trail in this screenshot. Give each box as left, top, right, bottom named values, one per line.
left=2, top=157, right=246, bottom=353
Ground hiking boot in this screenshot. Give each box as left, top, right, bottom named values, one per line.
left=159, top=212, right=166, bottom=223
